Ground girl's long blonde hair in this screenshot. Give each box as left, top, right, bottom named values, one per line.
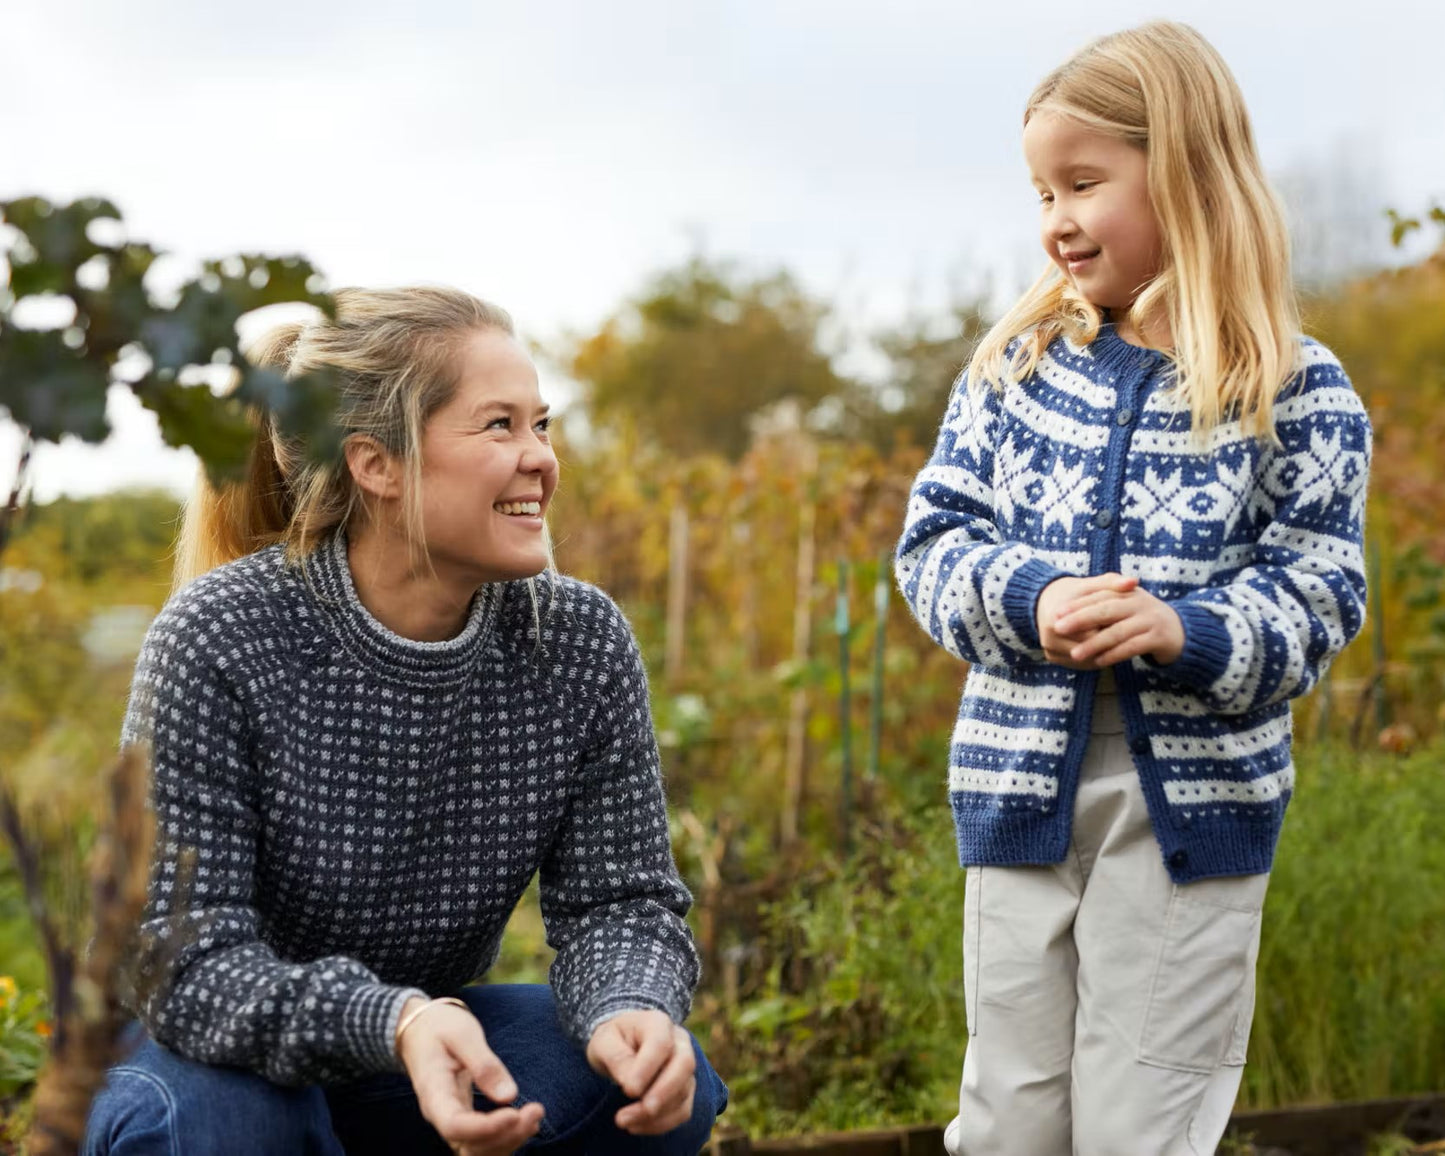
left=173, top=285, right=516, bottom=591
left=970, top=21, right=1300, bottom=440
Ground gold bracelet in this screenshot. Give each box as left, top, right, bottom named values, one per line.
left=394, top=996, right=469, bottom=1051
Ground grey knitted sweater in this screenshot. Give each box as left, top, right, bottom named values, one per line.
left=122, top=533, right=699, bottom=1087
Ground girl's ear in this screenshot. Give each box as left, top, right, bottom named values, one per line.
left=345, top=436, right=404, bottom=501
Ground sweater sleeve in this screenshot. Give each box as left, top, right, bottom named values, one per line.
left=1153, top=360, right=1372, bottom=714
left=895, top=370, right=1073, bottom=667
left=122, top=594, right=425, bottom=1086
left=538, top=599, right=699, bottom=1042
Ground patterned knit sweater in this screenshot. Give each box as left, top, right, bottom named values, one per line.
left=121, top=532, right=698, bottom=1086
left=896, top=326, right=1371, bottom=883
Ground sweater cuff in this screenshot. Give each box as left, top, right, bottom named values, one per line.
left=1001, top=556, right=1072, bottom=652
left=577, top=981, right=693, bottom=1044
left=1155, top=600, right=1233, bottom=691
left=343, top=983, right=428, bottom=1073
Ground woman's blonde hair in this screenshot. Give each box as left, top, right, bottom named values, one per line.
left=970, top=20, right=1300, bottom=440
left=173, top=285, right=517, bottom=591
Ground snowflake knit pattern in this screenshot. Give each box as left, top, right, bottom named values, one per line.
left=122, top=531, right=699, bottom=1086
left=896, top=326, right=1371, bottom=883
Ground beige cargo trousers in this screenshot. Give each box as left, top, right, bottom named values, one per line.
left=945, top=679, right=1270, bottom=1156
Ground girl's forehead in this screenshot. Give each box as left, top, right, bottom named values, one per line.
left=1024, top=112, right=1135, bottom=172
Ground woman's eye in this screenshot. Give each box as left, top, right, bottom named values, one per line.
left=486, top=416, right=511, bottom=430
left=535, top=417, right=552, bottom=435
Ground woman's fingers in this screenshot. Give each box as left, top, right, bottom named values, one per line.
left=451, top=1027, right=519, bottom=1106
left=616, top=1026, right=697, bottom=1135
left=436, top=1104, right=542, bottom=1152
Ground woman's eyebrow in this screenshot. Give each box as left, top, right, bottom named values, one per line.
left=468, top=400, right=552, bottom=419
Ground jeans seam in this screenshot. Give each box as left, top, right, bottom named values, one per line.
left=528, top=1082, right=622, bottom=1148
left=107, top=1066, right=182, bottom=1156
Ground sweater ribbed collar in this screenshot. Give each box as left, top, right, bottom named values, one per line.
left=1071, top=322, right=1170, bottom=380
left=304, top=531, right=501, bottom=688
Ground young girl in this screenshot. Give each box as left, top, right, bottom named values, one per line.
left=896, top=22, right=1370, bottom=1156
left=84, top=287, right=727, bottom=1155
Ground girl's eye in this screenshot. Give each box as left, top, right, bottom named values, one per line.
left=1038, top=192, right=1054, bottom=206
left=1073, top=180, right=1096, bottom=193
left=535, top=417, right=552, bottom=436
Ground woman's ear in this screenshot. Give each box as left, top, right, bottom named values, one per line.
left=345, top=436, right=404, bottom=501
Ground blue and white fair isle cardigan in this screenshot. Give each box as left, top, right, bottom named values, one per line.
left=896, top=326, right=1371, bottom=883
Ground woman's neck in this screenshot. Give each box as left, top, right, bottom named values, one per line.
left=344, top=523, right=476, bottom=642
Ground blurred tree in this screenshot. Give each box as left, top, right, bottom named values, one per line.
left=846, top=297, right=990, bottom=452
left=13, top=491, right=180, bottom=585
left=562, top=256, right=853, bottom=459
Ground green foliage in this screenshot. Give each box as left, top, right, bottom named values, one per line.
left=563, top=256, right=852, bottom=460
left=708, top=805, right=964, bottom=1135
left=1, top=196, right=337, bottom=479
left=0, top=975, right=50, bottom=1101
left=1242, top=738, right=1445, bottom=1108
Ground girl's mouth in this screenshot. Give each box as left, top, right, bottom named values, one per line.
left=1064, top=251, right=1100, bottom=274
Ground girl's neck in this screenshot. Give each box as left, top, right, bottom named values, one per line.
left=344, top=522, right=476, bottom=642
left=1111, top=306, right=1173, bottom=353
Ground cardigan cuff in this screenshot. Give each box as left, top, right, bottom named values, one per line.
left=1001, top=556, right=1072, bottom=652
left=1155, top=600, right=1234, bottom=692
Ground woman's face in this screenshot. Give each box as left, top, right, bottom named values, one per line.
left=1023, top=109, right=1162, bottom=312
left=414, top=328, right=558, bottom=585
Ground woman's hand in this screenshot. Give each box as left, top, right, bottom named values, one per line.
left=1037, top=574, right=1140, bottom=668
left=586, top=1010, right=696, bottom=1135
left=1052, top=577, right=1185, bottom=667
left=395, top=996, right=545, bottom=1156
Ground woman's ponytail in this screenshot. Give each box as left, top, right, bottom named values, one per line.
left=170, top=324, right=305, bottom=592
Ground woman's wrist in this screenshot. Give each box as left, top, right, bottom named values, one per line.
left=394, top=995, right=469, bottom=1056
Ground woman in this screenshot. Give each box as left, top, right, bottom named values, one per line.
left=84, top=286, right=727, bottom=1155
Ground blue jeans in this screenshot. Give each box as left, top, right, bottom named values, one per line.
left=84, top=984, right=728, bottom=1155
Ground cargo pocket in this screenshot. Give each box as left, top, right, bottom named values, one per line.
left=963, top=866, right=982, bottom=1036
left=1138, top=872, right=1268, bottom=1074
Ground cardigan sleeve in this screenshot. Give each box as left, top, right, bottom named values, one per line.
left=1154, top=358, right=1372, bottom=714
left=538, top=595, right=699, bottom=1042
left=122, top=591, right=425, bottom=1086
left=895, top=370, right=1074, bottom=668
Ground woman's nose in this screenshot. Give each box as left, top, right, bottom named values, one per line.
left=521, top=437, right=558, bottom=475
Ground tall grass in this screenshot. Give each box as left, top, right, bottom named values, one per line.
left=1243, top=740, right=1445, bottom=1107
left=684, top=738, right=1445, bottom=1136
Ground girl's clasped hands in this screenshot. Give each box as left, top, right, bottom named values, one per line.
left=1037, top=573, right=1186, bottom=671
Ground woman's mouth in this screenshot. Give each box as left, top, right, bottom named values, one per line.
left=1063, top=250, right=1100, bottom=274
left=494, top=500, right=542, bottom=517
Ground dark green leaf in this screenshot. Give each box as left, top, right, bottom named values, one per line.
left=0, top=327, right=111, bottom=442
left=132, top=375, right=255, bottom=480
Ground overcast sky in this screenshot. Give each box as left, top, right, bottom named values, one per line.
left=3, top=0, right=1442, bottom=502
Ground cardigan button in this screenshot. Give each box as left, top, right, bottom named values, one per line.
left=1168, top=850, right=1188, bottom=870
left=1116, top=409, right=1135, bottom=426
left=1094, top=509, right=1115, bottom=529
left=1129, top=734, right=1150, bottom=755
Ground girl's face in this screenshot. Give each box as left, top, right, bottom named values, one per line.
left=1023, top=110, right=1162, bottom=313
left=414, top=328, right=558, bottom=585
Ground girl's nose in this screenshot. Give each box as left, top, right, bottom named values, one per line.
left=1044, top=207, right=1078, bottom=244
